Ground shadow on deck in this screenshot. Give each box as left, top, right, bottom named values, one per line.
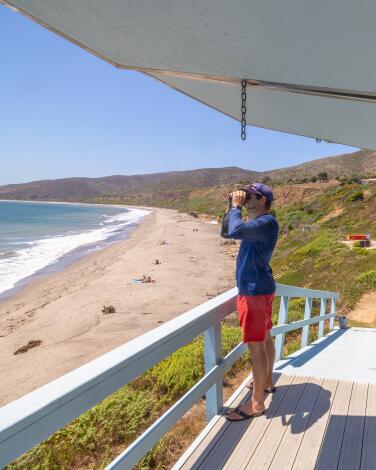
left=177, top=372, right=376, bottom=469
left=176, top=328, right=376, bottom=469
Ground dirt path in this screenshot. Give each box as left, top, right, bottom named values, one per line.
left=348, top=292, right=376, bottom=325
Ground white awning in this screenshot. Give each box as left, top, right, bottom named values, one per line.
left=2, top=0, right=376, bottom=149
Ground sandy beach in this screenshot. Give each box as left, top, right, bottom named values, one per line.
left=0, top=207, right=237, bottom=406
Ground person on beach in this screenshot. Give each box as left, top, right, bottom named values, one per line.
left=225, top=183, right=279, bottom=421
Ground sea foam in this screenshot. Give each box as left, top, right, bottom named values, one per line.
left=0, top=208, right=149, bottom=296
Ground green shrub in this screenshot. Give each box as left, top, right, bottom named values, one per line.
left=357, top=270, right=376, bottom=288
left=353, top=247, right=368, bottom=256
left=142, top=338, right=204, bottom=401
left=7, top=387, right=154, bottom=470
left=287, top=298, right=305, bottom=322
left=289, top=235, right=333, bottom=261
left=348, top=190, right=364, bottom=202
left=284, top=338, right=301, bottom=356
left=318, top=172, right=329, bottom=182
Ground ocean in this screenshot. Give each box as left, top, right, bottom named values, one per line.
left=0, top=200, right=149, bottom=299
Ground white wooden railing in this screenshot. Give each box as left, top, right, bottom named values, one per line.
left=0, top=284, right=339, bottom=469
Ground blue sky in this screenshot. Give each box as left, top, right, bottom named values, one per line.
left=0, top=5, right=356, bottom=186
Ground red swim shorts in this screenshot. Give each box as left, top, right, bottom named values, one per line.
left=237, top=293, right=275, bottom=343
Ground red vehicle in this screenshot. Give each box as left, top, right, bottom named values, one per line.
left=347, top=234, right=370, bottom=240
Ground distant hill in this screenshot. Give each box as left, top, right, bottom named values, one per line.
left=0, top=167, right=260, bottom=202
left=268, top=149, right=376, bottom=182
left=1, top=149, right=376, bottom=202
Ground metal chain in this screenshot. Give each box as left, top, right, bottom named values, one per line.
left=241, top=79, right=247, bottom=140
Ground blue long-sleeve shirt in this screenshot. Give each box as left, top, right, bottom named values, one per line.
left=228, top=208, right=279, bottom=295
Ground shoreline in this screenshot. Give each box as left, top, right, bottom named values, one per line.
left=0, top=200, right=151, bottom=301
left=0, top=206, right=153, bottom=305
left=0, top=207, right=237, bottom=405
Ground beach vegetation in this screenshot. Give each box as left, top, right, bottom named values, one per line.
left=348, top=190, right=364, bottom=202
left=357, top=270, right=376, bottom=289
left=317, top=171, right=329, bottom=182
left=6, top=326, right=248, bottom=470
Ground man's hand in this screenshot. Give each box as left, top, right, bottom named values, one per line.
left=232, top=190, right=246, bottom=207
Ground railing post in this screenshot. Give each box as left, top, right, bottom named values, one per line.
left=330, top=298, right=336, bottom=330
left=204, top=322, right=223, bottom=421
left=318, top=298, right=327, bottom=338
left=301, top=297, right=313, bottom=348
left=275, top=296, right=289, bottom=361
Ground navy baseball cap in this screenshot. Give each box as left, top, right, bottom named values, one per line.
left=247, top=183, right=274, bottom=202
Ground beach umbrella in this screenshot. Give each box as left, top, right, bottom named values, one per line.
left=2, top=0, right=376, bottom=149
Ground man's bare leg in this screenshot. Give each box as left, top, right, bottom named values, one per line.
left=246, top=332, right=275, bottom=390
left=227, top=341, right=267, bottom=419
left=264, top=332, right=275, bottom=388
left=248, top=341, right=268, bottom=410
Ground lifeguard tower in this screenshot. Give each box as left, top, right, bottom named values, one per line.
left=1, top=2, right=376, bottom=469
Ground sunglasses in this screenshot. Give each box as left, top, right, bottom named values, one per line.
left=244, top=193, right=262, bottom=208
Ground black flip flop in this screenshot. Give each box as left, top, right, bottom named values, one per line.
left=245, top=382, right=276, bottom=393
left=226, top=406, right=265, bottom=422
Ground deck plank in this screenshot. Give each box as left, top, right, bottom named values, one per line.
left=361, top=383, right=376, bottom=470
left=179, top=386, right=249, bottom=470
left=291, top=378, right=338, bottom=470
left=183, top=373, right=290, bottom=470
left=242, top=375, right=309, bottom=470
left=338, top=382, right=367, bottom=470
left=209, top=374, right=294, bottom=470
left=315, top=380, right=353, bottom=470
left=178, top=376, right=376, bottom=470
left=268, top=376, right=323, bottom=470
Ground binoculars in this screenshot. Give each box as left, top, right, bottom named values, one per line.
left=228, top=189, right=251, bottom=206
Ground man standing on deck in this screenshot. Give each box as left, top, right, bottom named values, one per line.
left=225, top=183, right=279, bottom=421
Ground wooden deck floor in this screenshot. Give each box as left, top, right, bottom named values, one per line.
left=178, top=373, right=376, bottom=469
